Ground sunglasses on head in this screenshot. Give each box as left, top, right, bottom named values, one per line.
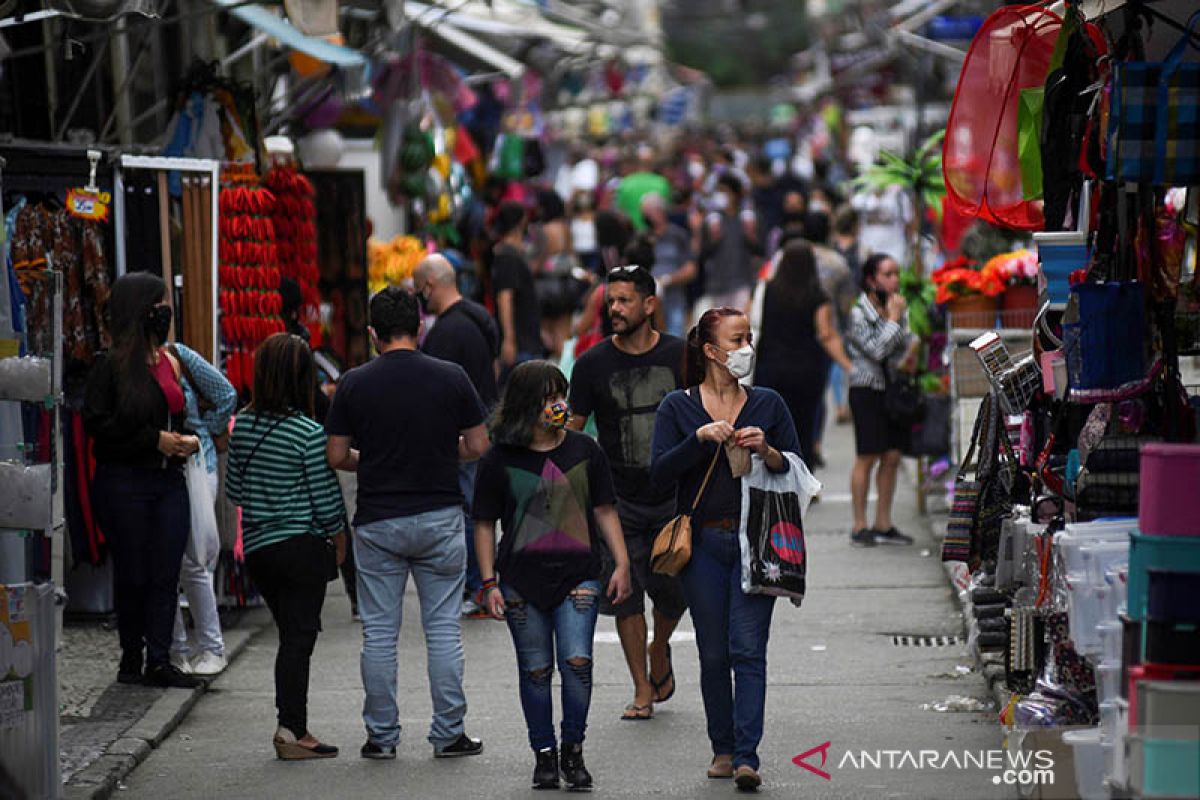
left=608, top=264, right=648, bottom=276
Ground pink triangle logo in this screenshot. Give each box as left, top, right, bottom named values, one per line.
left=793, top=741, right=832, bottom=780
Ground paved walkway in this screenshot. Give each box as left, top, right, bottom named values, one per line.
left=115, top=420, right=1011, bottom=799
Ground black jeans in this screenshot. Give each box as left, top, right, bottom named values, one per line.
left=246, top=535, right=329, bottom=739
left=92, top=463, right=190, bottom=669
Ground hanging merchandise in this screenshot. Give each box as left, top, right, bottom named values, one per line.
left=263, top=162, right=320, bottom=341
left=217, top=163, right=283, bottom=395
left=943, top=5, right=1064, bottom=230
left=1107, top=12, right=1200, bottom=186
left=396, top=122, right=436, bottom=199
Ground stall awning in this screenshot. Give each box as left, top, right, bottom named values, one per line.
left=212, top=0, right=366, bottom=68
left=418, top=19, right=525, bottom=79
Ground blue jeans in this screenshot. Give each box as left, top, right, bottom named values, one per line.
left=459, top=462, right=481, bottom=595
left=502, top=579, right=601, bottom=751
left=354, top=505, right=467, bottom=749
left=680, top=526, right=776, bottom=770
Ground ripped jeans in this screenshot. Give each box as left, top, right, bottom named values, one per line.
left=502, top=580, right=601, bottom=751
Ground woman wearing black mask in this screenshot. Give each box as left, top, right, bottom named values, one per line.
left=84, top=272, right=202, bottom=688
left=844, top=254, right=918, bottom=549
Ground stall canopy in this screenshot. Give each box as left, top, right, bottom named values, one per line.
left=211, top=0, right=366, bottom=68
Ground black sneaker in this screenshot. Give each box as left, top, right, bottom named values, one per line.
left=143, top=663, right=203, bottom=689
left=532, top=747, right=560, bottom=790
left=873, top=527, right=915, bottom=546
left=117, top=651, right=143, bottom=685
left=560, top=743, right=593, bottom=791
left=850, top=529, right=877, bottom=548
left=434, top=733, right=483, bottom=758
left=361, top=741, right=397, bottom=760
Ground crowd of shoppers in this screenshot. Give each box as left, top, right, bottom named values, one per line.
left=85, top=131, right=929, bottom=792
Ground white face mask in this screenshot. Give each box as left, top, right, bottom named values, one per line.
left=711, top=192, right=730, bottom=212
left=722, top=344, right=756, bottom=380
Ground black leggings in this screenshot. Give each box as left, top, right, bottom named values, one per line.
left=247, top=536, right=329, bottom=739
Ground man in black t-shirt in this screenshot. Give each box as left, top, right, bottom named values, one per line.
left=491, top=201, right=542, bottom=377
left=415, top=254, right=500, bottom=617
left=568, top=265, right=686, bottom=721
left=326, top=287, right=491, bottom=760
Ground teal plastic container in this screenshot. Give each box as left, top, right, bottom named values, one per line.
left=1128, top=533, right=1200, bottom=621
left=1129, top=735, right=1200, bottom=798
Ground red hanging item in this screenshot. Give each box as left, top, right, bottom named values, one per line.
left=943, top=5, right=1062, bottom=230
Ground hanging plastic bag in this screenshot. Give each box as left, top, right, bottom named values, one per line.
left=185, top=453, right=220, bottom=569
left=737, top=452, right=821, bottom=604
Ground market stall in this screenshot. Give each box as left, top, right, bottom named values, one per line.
left=938, top=1, right=1200, bottom=797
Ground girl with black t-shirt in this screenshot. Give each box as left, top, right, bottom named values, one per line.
left=473, top=361, right=632, bottom=791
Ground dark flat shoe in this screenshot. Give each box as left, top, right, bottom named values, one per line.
left=274, top=731, right=338, bottom=760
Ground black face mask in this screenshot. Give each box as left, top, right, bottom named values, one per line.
left=416, top=290, right=431, bottom=316
left=146, top=304, right=172, bottom=343
left=874, top=288, right=889, bottom=306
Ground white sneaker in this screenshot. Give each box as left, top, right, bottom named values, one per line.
left=191, top=651, right=227, bottom=676
left=169, top=653, right=194, bottom=674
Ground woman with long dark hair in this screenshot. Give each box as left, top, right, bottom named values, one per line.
left=844, top=253, right=918, bottom=547
left=473, top=361, right=631, bottom=790
left=650, top=307, right=801, bottom=790
left=84, top=272, right=202, bottom=688
left=225, top=333, right=347, bottom=760
left=753, top=240, right=853, bottom=466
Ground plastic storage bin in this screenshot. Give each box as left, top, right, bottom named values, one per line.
left=1062, top=728, right=1109, bottom=800
left=1139, top=443, right=1200, bottom=536
left=1127, top=534, right=1200, bottom=620
left=1144, top=620, right=1200, bottom=665
left=1128, top=735, right=1200, bottom=799
left=1147, top=570, right=1200, bottom=623
left=1066, top=576, right=1110, bottom=657
left=1128, top=664, right=1200, bottom=730
left=1138, top=680, right=1200, bottom=736
left=1096, top=659, right=1122, bottom=706
left=1058, top=521, right=1136, bottom=577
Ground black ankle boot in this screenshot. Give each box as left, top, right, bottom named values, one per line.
left=560, top=743, right=593, bottom=791
left=532, top=747, right=559, bottom=790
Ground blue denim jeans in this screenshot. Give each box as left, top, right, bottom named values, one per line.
left=459, top=462, right=481, bottom=595
left=502, top=579, right=601, bottom=751
left=354, top=505, right=467, bottom=749
left=680, top=525, right=776, bottom=770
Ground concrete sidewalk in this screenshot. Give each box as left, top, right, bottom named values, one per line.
left=114, top=420, right=1017, bottom=800
left=59, top=608, right=272, bottom=799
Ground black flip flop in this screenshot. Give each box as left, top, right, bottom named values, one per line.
left=620, top=703, right=653, bottom=721
left=650, top=644, right=676, bottom=703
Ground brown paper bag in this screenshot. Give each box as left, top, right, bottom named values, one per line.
left=725, top=441, right=751, bottom=478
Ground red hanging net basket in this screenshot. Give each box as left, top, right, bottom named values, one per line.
left=943, top=5, right=1061, bottom=231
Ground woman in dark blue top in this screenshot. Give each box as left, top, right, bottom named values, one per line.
left=650, top=306, right=800, bottom=790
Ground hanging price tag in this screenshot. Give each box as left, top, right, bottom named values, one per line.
left=66, top=189, right=111, bottom=223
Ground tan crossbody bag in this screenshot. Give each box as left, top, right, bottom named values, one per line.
left=650, top=446, right=722, bottom=577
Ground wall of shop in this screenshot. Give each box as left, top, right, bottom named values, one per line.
left=340, top=139, right=407, bottom=241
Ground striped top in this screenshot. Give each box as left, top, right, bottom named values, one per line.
left=845, top=293, right=914, bottom=391
left=225, top=411, right=346, bottom=555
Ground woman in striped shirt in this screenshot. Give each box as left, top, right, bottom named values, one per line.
left=226, top=333, right=347, bottom=760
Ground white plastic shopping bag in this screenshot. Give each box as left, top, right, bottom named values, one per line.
left=737, top=452, right=821, bottom=604
left=184, top=453, right=220, bottom=569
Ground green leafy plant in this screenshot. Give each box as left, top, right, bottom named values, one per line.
left=898, top=266, right=939, bottom=339
left=852, top=129, right=947, bottom=276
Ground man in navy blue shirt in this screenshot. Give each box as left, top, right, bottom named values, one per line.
left=415, top=254, right=500, bottom=616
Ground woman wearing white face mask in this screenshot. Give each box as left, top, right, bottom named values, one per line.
left=649, top=307, right=801, bottom=791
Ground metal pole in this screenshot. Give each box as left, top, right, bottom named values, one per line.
left=109, top=17, right=134, bottom=145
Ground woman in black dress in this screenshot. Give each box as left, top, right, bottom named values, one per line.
left=752, top=240, right=853, bottom=467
